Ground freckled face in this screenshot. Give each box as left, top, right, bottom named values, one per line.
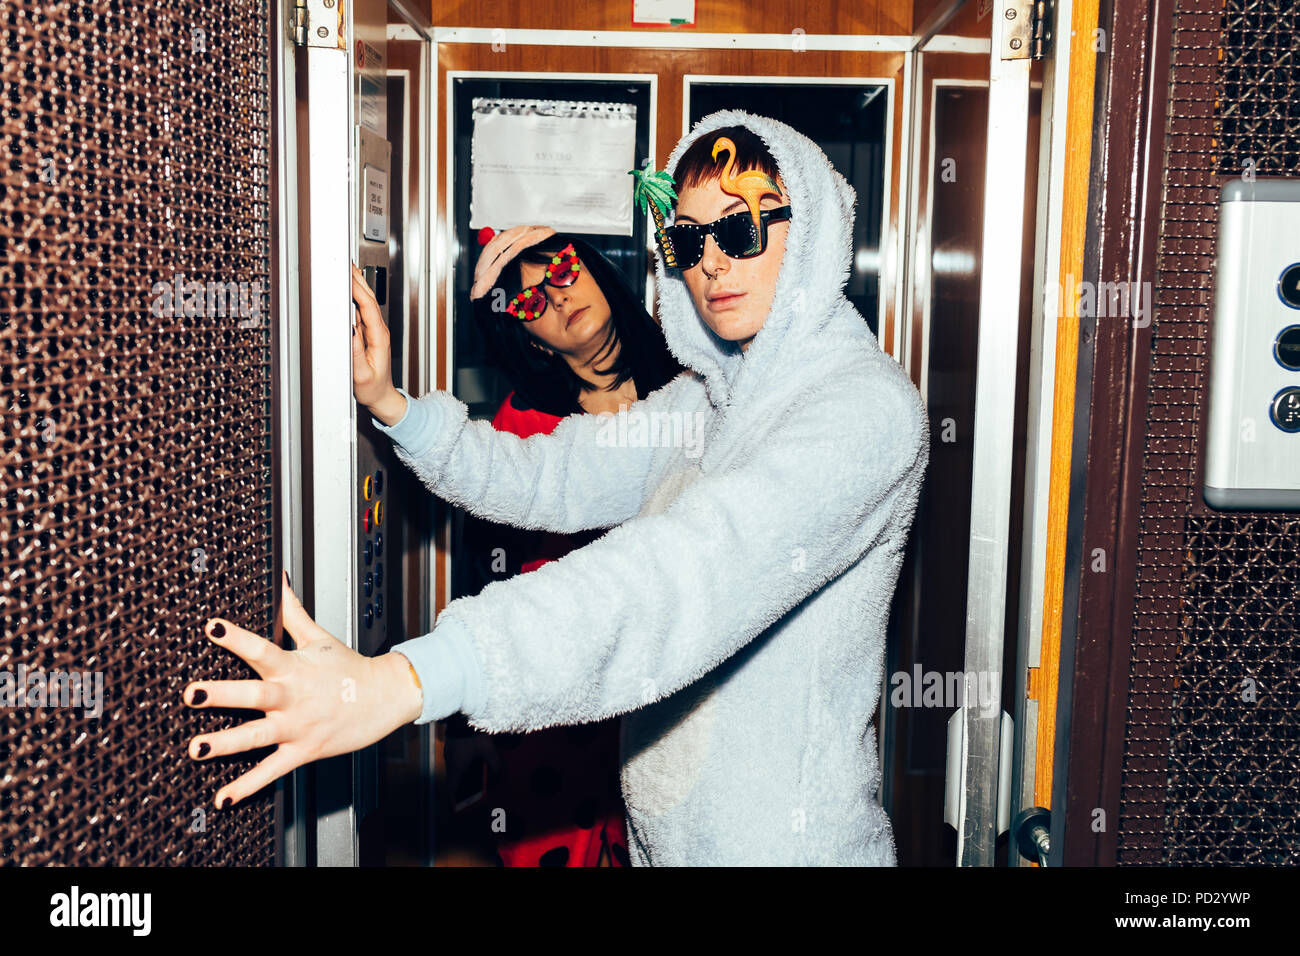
left=674, top=174, right=790, bottom=351
left=516, top=250, right=613, bottom=356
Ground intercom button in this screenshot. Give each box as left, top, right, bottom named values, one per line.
left=1275, top=325, right=1300, bottom=371
left=1279, top=263, right=1300, bottom=310
left=1269, top=386, right=1300, bottom=433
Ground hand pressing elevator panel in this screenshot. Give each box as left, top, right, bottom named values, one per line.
left=355, top=124, right=394, bottom=659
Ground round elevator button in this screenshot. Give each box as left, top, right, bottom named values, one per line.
left=1269, top=386, right=1300, bottom=433
left=1275, top=325, right=1300, bottom=371
left=1280, top=263, right=1300, bottom=310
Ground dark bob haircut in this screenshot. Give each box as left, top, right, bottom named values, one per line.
left=671, top=124, right=783, bottom=192
left=472, top=233, right=684, bottom=417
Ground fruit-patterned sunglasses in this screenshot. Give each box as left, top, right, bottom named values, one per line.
left=506, top=242, right=582, bottom=321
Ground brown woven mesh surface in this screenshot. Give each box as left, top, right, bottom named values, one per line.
left=1, top=0, right=278, bottom=864
left=1119, top=0, right=1300, bottom=865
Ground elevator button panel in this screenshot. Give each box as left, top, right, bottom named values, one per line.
left=1204, top=179, right=1300, bottom=510
left=354, top=120, right=392, bottom=653
left=358, top=464, right=390, bottom=637
left=360, top=470, right=384, bottom=628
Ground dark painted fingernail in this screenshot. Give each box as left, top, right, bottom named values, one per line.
left=197, top=741, right=210, bottom=758
left=221, top=796, right=232, bottom=809
left=209, top=621, right=225, bottom=638
left=189, top=688, right=207, bottom=705
left=285, top=569, right=291, bottom=587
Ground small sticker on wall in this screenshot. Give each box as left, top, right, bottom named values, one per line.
left=363, top=164, right=387, bottom=243
left=632, top=0, right=696, bottom=27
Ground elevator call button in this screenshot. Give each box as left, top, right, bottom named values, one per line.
left=1279, top=263, right=1300, bottom=309
left=1276, top=325, right=1300, bottom=371
left=1270, top=387, right=1300, bottom=433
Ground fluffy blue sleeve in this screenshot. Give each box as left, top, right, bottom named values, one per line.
left=393, top=375, right=928, bottom=730
left=371, top=372, right=699, bottom=534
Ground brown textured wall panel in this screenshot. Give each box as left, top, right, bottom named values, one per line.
left=1118, top=0, right=1300, bottom=865
left=1, top=0, right=279, bottom=864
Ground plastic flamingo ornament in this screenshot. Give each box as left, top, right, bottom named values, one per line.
left=710, top=135, right=783, bottom=255
left=629, top=158, right=680, bottom=268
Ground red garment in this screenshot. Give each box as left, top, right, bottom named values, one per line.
left=484, top=391, right=630, bottom=867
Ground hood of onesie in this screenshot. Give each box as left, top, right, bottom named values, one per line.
left=653, top=110, right=861, bottom=409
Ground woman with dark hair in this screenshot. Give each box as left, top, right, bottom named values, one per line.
left=469, top=226, right=681, bottom=417
left=454, top=225, right=683, bottom=866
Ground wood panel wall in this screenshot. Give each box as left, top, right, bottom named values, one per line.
left=914, top=0, right=992, bottom=37
left=431, top=0, right=913, bottom=35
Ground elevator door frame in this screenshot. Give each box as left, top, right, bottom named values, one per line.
left=948, top=0, right=1035, bottom=866
left=285, top=0, right=435, bottom=867
left=426, top=13, right=1067, bottom=869
left=301, top=0, right=361, bottom=867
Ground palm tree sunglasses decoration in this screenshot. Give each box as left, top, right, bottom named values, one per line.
left=629, top=136, right=791, bottom=272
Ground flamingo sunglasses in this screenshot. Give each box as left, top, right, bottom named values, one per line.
left=664, top=205, right=792, bottom=270
left=505, top=242, right=582, bottom=322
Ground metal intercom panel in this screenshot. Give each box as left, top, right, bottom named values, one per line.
left=1203, top=179, right=1300, bottom=510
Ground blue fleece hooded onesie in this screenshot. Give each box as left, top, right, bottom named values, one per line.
left=376, top=109, right=930, bottom=866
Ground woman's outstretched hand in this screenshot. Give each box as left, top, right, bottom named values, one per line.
left=184, top=571, right=423, bottom=809
left=351, top=263, right=407, bottom=425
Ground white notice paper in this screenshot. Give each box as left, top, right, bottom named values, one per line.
left=469, top=99, right=637, bottom=237
left=632, top=0, right=696, bottom=25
